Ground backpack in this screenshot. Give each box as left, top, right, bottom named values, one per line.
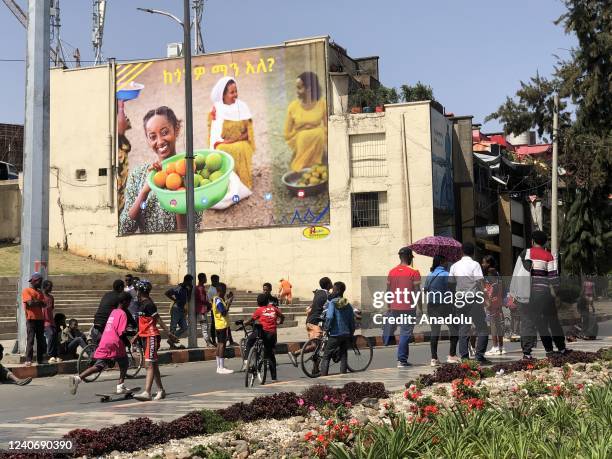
left=509, top=249, right=532, bottom=304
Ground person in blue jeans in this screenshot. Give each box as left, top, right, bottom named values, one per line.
left=385, top=247, right=422, bottom=368
left=165, top=274, right=193, bottom=349
left=321, top=281, right=355, bottom=376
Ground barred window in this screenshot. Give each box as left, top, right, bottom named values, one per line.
left=349, top=133, right=387, bottom=177
left=351, top=192, right=388, bottom=228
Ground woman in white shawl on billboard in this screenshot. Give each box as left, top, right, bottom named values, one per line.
left=207, top=76, right=254, bottom=208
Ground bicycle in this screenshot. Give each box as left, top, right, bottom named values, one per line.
left=77, top=329, right=144, bottom=382
left=235, top=320, right=268, bottom=387
left=300, top=322, right=374, bottom=378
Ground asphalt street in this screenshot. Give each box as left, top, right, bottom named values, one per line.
left=1, top=322, right=611, bottom=447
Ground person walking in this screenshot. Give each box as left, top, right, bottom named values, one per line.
left=520, top=230, right=569, bottom=359
left=22, top=272, right=47, bottom=366
left=278, top=278, right=293, bottom=305
left=423, top=255, right=455, bottom=366
left=449, top=242, right=491, bottom=364
left=387, top=247, right=421, bottom=368
left=195, top=273, right=213, bottom=346
left=42, top=280, right=61, bottom=363
left=165, top=275, right=193, bottom=349
left=320, top=282, right=355, bottom=376
left=482, top=256, right=505, bottom=356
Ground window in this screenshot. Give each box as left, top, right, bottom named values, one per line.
left=98, top=168, right=108, bottom=177
left=349, top=133, right=387, bottom=177
left=351, top=192, right=388, bottom=228
left=75, top=169, right=87, bottom=181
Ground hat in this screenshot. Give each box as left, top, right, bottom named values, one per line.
left=28, top=272, right=43, bottom=282
left=398, top=247, right=413, bottom=257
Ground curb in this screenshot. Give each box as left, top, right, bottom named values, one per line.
left=9, top=314, right=611, bottom=379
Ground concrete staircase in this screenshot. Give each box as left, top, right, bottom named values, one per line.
left=0, top=274, right=309, bottom=342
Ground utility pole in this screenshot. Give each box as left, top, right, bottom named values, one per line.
left=183, top=0, right=197, bottom=348
left=138, top=3, right=198, bottom=348
left=17, top=0, right=51, bottom=353
left=551, top=93, right=559, bottom=256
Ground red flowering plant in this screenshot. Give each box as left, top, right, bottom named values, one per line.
left=408, top=395, right=440, bottom=422
left=303, top=418, right=357, bottom=458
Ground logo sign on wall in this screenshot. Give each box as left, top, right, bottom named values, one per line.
left=302, top=225, right=331, bottom=240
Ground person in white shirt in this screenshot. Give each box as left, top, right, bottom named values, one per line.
left=449, top=242, right=491, bottom=364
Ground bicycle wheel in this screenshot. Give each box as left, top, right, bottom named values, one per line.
left=245, top=347, right=258, bottom=387
left=347, top=335, right=373, bottom=372
left=126, top=343, right=143, bottom=379
left=300, top=338, right=323, bottom=378
left=77, top=343, right=101, bottom=382
left=239, top=337, right=248, bottom=372
left=256, top=344, right=267, bottom=385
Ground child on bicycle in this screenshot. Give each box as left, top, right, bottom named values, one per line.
left=244, top=293, right=285, bottom=381
left=68, top=292, right=135, bottom=395
left=133, top=280, right=177, bottom=401
left=321, top=281, right=355, bottom=376
left=211, top=282, right=234, bottom=374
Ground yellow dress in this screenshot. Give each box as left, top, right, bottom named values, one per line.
left=284, top=98, right=327, bottom=172
left=208, top=115, right=255, bottom=188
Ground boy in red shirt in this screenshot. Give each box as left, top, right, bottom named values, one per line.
left=68, top=292, right=134, bottom=395
left=133, top=280, right=176, bottom=401
left=195, top=272, right=213, bottom=346
left=244, top=294, right=284, bottom=380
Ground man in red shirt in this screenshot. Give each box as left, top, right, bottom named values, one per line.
left=244, top=294, right=285, bottom=380
left=22, top=272, right=47, bottom=366
left=385, top=247, right=421, bottom=368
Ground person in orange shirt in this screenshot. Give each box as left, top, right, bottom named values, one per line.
left=278, top=278, right=293, bottom=306
left=22, top=272, right=47, bottom=366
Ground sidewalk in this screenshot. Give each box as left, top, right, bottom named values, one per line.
left=4, top=299, right=611, bottom=379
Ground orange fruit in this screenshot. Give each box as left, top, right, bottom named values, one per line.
left=177, top=187, right=186, bottom=191
left=153, top=170, right=168, bottom=188
left=165, top=162, right=176, bottom=174
left=166, top=172, right=183, bottom=190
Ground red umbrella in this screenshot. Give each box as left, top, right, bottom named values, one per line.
left=408, top=236, right=463, bottom=262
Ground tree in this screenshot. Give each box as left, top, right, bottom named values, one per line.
left=400, top=82, right=434, bottom=103
left=487, top=0, right=611, bottom=274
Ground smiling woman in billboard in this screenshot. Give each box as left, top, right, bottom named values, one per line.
left=119, top=106, right=202, bottom=234
left=284, top=71, right=327, bottom=172
left=208, top=77, right=255, bottom=189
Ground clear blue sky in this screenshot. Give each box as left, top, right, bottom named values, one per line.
left=1, top=0, right=575, bottom=131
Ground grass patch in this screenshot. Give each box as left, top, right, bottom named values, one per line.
left=0, top=244, right=129, bottom=276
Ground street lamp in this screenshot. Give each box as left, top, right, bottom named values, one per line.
left=137, top=2, right=197, bottom=349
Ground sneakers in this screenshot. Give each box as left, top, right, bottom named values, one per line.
left=522, top=354, right=534, bottom=360
left=48, top=357, right=63, bottom=363
left=560, top=348, right=572, bottom=355
left=499, top=347, right=507, bottom=355
left=48, top=357, right=56, bottom=364
left=25, top=361, right=32, bottom=367
left=397, top=361, right=412, bottom=368
left=153, top=390, right=166, bottom=400
left=16, top=377, right=32, bottom=386
left=510, top=334, right=521, bottom=342
left=116, top=384, right=132, bottom=394
left=468, top=344, right=476, bottom=359
left=134, top=391, right=152, bottom=401
left=68, top=375, right=80, bottom=395
left=446, top=355, right=461, bottom=364
left=430, top=359, right=440, bottom=367
left=484, top=347, right=499, bottom=356
left=287, top=352, right=298, bottom=368
left=217, top=367, right=234, bottom=374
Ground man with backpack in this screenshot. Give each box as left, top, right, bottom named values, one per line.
left=511, top=230, right=569, bottom=359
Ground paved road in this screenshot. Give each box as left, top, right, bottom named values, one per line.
left=1, top=322, right=611, bottom=447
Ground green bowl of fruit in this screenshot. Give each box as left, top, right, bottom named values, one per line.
left=281, top=164, right=328, bottom=197
left=147, top=149, right=234, bottom=214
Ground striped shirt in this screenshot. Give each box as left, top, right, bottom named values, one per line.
left=529, top=247, right=559, bottom=291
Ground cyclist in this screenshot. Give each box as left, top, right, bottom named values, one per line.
left=68, top=292, right=135, bottom=395
left=92, top=279, right=126, bottom=345
left=287, top=277, right=333, bottom=366
left=243, top=293, right=285, bottom=381
left=134, top=280, right=177, bottom=401
left=321, top=282, right=355, bottom=376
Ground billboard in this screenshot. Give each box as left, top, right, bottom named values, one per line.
left=430, top=108, right=454, bottom=237
left=115, top=41, right=329, bottom=235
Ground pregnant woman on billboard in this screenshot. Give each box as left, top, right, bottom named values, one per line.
left=284, top=71, right=327, bottom=172
left=208, top=77, right=255, bottom=190
left=119, top=106, right=201, bottom=234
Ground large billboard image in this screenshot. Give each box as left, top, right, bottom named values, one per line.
left=115, top=41, right=329, bottom=235
left=430, top=108, right=454, bottom=237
